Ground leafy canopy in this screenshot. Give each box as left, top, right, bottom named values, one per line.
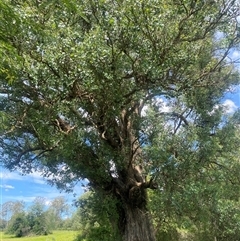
left=0, top=0, right=239, bottom=191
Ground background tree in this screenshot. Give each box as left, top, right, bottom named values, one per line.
left=1, top=197, right=72, bottom=237
left=45, top=196, right=69, bottom=230
left=5, top=212, right=29, bottom=237
left=0, top=204, right=7, bottom=230
left=73, top=191, right=120, bottom=241
left=0, top=201, right=25, bottom=228
left=0, top=1, right=240, bottom=241
left=26, top=197, right=49, bottom=235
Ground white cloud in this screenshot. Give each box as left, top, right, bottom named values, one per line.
left=211, top=99, right=237, bottom=115
left=231, top=50, right=240, bottom=63
left=1, top=171, right=25, bottom=181
left=214, top=31, right=225, bottom=40
left=232, top=50, right=240, bottom=59
left=141, top=97, right=171, bottom=117
left=222, top=99, right=237, bottom=114
left=1, top=169, right=46, bottom=185
left=28, top=172, right=46, bottom=185
left=141, top=105, right=149, bottom=117
left=0, top=184, right=14, bottom=190
left=45, top=200, right=52, bottom=206
left=155, top=98, right=172, bottom=113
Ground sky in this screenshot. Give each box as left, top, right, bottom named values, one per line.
left=0, top=167, right=85, bottom=207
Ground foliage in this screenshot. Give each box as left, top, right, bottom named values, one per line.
left=45, top=196, right=69, bottom=230
left=73, top=191, right=121, bottom=241
left=0, top=0, right=240, bottom=240
left=5, top=205, right=49, bottom=237
left=146, top=109, right=240, bottom=240
left=2, top=197, right=70, bottom=237
left=5, top=212, right=29, bottom=237
left=0, top=219, right=7, bottom=230
left=25, top=197, right=49, bottom=235
left=0, top=201, right=25, bottom=223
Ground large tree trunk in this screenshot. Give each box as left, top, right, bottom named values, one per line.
left=123, top=204, right=156, bottom=241
left=112, top=165, right=157, bottom=241
left=97, top=108, right=158, bottom=241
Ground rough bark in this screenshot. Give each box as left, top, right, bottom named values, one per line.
left=123, top=204, right=156, bottom=241
left=112, top=183, right=157, bottom=241
left=111, top=162, right=157, bottom=241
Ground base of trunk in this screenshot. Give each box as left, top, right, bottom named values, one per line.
left=123, top=205, right=156, bottom=241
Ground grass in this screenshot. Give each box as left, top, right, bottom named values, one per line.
left=0, top=230, right=78, bottom=241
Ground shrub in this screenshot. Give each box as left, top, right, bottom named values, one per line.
left=6, top=213, right=30, bottom=237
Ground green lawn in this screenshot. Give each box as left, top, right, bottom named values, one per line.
left=0, top=230, right=78, bottom=241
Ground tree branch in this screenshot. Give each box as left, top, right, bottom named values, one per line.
left=142, top=178, right=158, bottom=190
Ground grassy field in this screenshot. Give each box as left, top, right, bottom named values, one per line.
left=0, top=230, right=78, bottom=241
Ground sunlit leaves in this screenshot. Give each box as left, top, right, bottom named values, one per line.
left=0, top=0, right=239, bottom=239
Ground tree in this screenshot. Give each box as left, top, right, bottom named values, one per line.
left=26, top=197, right=49, bottom=235
left=2, top=197, right=69, bottom=237
left=73, top=191, right=121, bottom=241
left=6, top=212, right=29, bottom=237
left=147, top=108, right=240, bottom=240
left=45, top=196, right=69, bottom=230
left=0, top=1, right=240, bottom=240
left=0, top=201, right=25, bottom=228
left=0, top=217, right=7, bottom=230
